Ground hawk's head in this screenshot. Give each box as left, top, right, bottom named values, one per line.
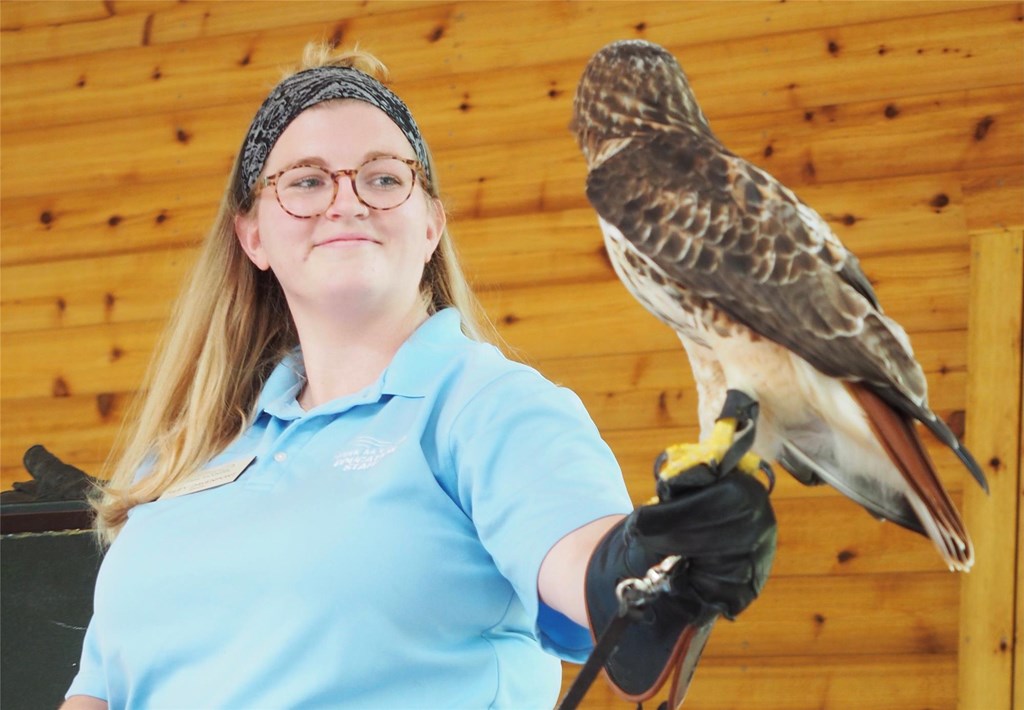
left=571, top=40, right=712, bottom=168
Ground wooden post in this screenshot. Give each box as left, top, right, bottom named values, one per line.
left=958, top=229, right=1023, bottom=709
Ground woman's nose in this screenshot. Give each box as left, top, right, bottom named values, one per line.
left=324, top=173, right=369, bottom=219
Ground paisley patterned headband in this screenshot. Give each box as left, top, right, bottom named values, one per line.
left=235, top=65, right=429, bottom=208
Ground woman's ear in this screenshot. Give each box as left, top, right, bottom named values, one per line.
left=234, top=212, right=270, bottom=271
left=424, top=197, right=446, bottom=263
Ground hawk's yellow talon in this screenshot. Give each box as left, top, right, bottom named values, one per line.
left=657, top=416, right=767, bottom=480
left=657, top=417, right=738, bottom=480
left=736, top=453, right=764, bottom=476
left=706, top=416, right=738, bottom=452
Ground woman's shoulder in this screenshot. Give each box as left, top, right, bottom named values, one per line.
left=401, top=309, right=552, bottom=392
left=445, top=335, right=554, bottom=393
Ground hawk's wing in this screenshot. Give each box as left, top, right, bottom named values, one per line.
left=588, top=131, right=908, bottom=393
left=586, top=130, right=984, bottom=486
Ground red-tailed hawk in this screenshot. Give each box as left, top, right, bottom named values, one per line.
left=571, top=39, right=988, bottom=573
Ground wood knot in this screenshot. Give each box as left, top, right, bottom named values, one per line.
left=329, top=22, right=346, bottom=48
left=973, top=115, right=995, bottom=141
left=946, top=410, right=966, bottom=438
left=52, top=377, right=70, bottom=398
left=96, top=393, right=115, bottom=419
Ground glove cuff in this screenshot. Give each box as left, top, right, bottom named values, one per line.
left=584, top=517, right=703, bottom=701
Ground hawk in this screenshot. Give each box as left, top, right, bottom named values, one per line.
left=570, top=40, right=988, bottom=573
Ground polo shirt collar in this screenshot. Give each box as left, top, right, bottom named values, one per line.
left=255, top=308, right=468, bottom=419
left=382, top=307, right=466, bottom=397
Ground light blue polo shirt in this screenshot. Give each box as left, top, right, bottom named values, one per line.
left=67, top=309, right=632, bottom=709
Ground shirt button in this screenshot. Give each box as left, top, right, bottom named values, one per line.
left=273, top=452, right=287, bottom=463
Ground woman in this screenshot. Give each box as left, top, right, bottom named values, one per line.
left=64, top=44, right=774, bottom=709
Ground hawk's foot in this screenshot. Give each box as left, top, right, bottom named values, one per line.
left=654, top=390, right=775, bottom=493
left=656, top=418, right=765, bottom=481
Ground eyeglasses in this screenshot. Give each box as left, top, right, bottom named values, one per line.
left=258, top=156, right=423, bottom=218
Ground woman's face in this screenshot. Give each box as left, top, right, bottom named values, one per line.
left=235, top=100, right=444, bottom=322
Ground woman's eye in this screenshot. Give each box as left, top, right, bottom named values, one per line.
left=368, top=173, right=402, bottom=189
left=282, top=170, right=329, bottom=191
left=360, top=158, right=412, bottom=191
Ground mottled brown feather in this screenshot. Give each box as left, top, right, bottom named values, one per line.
left=584, top=131, right=921, bottom=401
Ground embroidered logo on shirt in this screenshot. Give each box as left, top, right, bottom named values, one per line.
left=333, top=436, right=406, bottom=471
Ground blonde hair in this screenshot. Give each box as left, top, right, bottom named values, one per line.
left=94, top=44, right=499, bottom=543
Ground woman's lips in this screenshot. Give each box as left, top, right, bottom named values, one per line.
left=316, top=234, right=378, bottom=247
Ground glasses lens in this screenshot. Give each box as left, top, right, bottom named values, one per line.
left=275, top=166, right=335, bottom=218
left=355, top=158, right=416, bottom=210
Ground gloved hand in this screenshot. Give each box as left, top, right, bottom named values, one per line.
left=0, top=445, right=98, bottom=504
left=584, top=464, right=776, bottom=700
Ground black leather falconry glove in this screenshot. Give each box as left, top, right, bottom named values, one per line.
left=584, top=462, right=777, bottom=703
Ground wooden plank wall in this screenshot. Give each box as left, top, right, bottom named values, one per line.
left=2, top=2, right=1021, bottom=708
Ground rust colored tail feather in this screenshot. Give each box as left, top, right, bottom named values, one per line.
left=846, top=383, right=973, bottom=570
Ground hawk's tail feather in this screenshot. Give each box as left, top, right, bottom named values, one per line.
left=921, top=411, right=989, bottom=494
left=846, top=383, right=973, bottom=571
left=871, top=384, right=988, bottom=494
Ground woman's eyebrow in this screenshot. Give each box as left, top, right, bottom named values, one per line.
left=269, top=150, right=413, bottom=174
left=264, top=155, right=330, bottom=175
